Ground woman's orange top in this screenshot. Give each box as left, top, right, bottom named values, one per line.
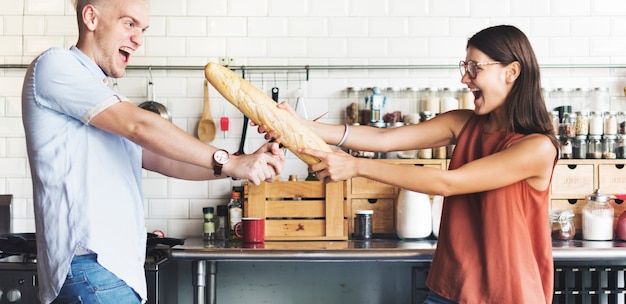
left=425, top=114, right=554, bottom=304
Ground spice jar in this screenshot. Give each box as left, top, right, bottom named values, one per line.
left=574, top=111, right=589, bottom=136
left=586, top=135, right=602, bottom=159
left=617, top=111, right=625, bottom=135
left=560, top=136, right=573, bottom=159
left=588, top=111, right=604, bottom=135
left=203, top=207, right=215, bottom=241
left=549, top=210, right=575, bottom=240
left=550, top=111, right=561, bottom=135
left=602, top=135, right=617, bottom=159
left=572, top=135, right=587, bottom=159
left=603, top=111, right=618, bottom=135
left=354, top=210, right=373, bottom=240
left=617, top=134, right=625, bottom=159
left=582, top=189, right=614, bottom=241
left=561, top=112, right=576, bottom=138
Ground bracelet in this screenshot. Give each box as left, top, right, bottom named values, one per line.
left=337, top=124, right=350, bottom=147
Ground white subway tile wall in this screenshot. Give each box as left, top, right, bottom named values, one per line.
left=1, top=0, right=626, bottom=237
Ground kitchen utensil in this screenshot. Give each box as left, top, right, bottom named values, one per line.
left=220, top=114, right=229, bottom=139
left=294, top=87, right=309, bottom=119
left=271, top=87, right=279, bottom=102
left=197, top=80, right=217, bottom=143
left=235, top=116, right=249, bottom=155
left=138, top=77, right=171, bottom=121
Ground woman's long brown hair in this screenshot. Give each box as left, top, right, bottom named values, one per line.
left=467, top=25, right=560, bottom=151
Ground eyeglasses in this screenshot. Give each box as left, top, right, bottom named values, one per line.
left=459, top=60, right=501, bottom=79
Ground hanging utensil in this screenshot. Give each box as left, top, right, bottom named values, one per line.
left=197, top=80, right=217, bottom=143
left=271, top=87, right=279, bottom=102
left=138, top=69, right=171, bottom=121
left=220, top=101, right=229, bottom=139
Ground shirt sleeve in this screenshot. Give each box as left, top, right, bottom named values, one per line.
left=31, top=48, right=127, bottom=124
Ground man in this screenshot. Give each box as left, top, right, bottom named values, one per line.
left=21, top=0, right=284, bottom=303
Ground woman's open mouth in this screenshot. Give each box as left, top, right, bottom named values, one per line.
left=471, top=88, right=482, bottom=100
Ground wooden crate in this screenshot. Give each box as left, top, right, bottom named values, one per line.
left=244, top=181, right=348, bottom=241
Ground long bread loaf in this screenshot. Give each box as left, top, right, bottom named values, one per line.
left=204, top=62, right=331, bottom=165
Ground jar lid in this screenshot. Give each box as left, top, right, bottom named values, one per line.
left=549, top=210, right=574, bottom=220
left=588, top=189, right=610, bottom=203
left=355, top=210, right=374, bottom=215
left=203, top=206, right=214, bottom=213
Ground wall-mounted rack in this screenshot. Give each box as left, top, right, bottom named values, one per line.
left=3, top=63, right=626, bottom=81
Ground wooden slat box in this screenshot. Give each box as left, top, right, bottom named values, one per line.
left=244, top=181, right=348, bottom=241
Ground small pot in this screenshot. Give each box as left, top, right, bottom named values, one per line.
left=139, top=80, right=171, bottom=121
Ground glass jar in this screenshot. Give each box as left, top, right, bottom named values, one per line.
left=603, top=111, right=618, bottom=135
left=458, top=87, right=474, bottom=110
left=602, top=134, right=617, bottom=159
left=439, top=88, right=459, bottom=113
left=572, top=135, right=588, bottom=159
left=589, top=111, right=604, bottom=135
left=574, top=111, right=589, bottom=136
left=420, top=88, right=440, bottom=115
left=617, top=111, right=626, bottom=135
left=550, top=111, right=561, bottom=135
left=590, top=87, right=610, bottom=113
left=549, top=210, right=575, bottom=240
left=617, top=134, right=625, bottom=159
left=406, top=87, right=421, bottom=115
left=586, top=135, right=603, bottom=159
left=346, top=87, right=362, bottom=125
left=203, top=207, right=215, bottom=241
left=582, top=189, right=614, bottom=241
left=561, top=112, right=576, bottom=138
left=354, top=210, right=373, bottom=240
left=560, top=136, right=573, bottom=159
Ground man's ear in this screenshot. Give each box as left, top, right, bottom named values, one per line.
left=82, top=4, right=98, bottom=31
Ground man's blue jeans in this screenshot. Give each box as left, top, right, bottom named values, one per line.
left=52, top=254, right=141, bottom=304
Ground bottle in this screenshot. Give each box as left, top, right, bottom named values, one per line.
left=305, top=171, right=319, bottom=181
left=396, top=189, right=432, bottom=239
left=215, top=205, right=228, bottom=241
left=228, top=191, right=243, bottom=240
left=582, top=189, right=614, bottom=241
left=202, top=207, right=215, bottom=241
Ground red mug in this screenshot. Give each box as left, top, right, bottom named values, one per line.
left=234, top=218, right=265, bottom=243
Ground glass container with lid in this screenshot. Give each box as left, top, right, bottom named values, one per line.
left=587, top=135, right=602, bottom=159
left=550, top=210, right=575, bottom=240
left=574, top=111, right=589, bottom=136
left=560, top=136, right=573, bottom=159
left=617, top=111, right=625, bottom=135
left=346, top=87, right=362, bottom=125
left=589, top=111, right=604, bottom=135
left=617, top=134, right=625, bottom=159
left=582, top=189, right=614, bottom=241
left=572, top=135, right=587, bottom=159
left=602, top=135, right=617, bottom=159
left=604, top=111, right=618, bottom=135
left=561, top=112, right=576, bottom=138
left=550, top=111, right=560, bottom=135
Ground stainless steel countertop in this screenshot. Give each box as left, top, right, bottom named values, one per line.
left=170, top=238, right=626, bottom=262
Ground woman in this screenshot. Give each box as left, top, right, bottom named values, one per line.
left=266, top=25, right=559, bottom=303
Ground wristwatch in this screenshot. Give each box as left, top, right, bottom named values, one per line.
left=212, top=149, right=230, bottom=177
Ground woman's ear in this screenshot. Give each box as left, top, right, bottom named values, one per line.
left=506, top=61, right=521, bottom=83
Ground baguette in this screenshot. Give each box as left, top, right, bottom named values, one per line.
left=204, top=62, right=332, bottom=165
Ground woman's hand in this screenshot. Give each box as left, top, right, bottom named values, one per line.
left=298, top=147, right=358, bottom=183
left=254, top=101, right=300, bottom=142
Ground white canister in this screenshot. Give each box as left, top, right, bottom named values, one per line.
left=396, top=189, right=432, bottom=239
left=431, top=195, right=444, bottom=238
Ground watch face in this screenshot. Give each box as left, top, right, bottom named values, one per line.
left=214, top=150, right=229, bottom=164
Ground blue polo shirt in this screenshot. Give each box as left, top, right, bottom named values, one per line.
left=22, top=46, right=147, bottom=304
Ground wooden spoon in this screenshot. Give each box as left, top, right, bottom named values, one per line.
left=198, top=80, right=216, bottom=143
